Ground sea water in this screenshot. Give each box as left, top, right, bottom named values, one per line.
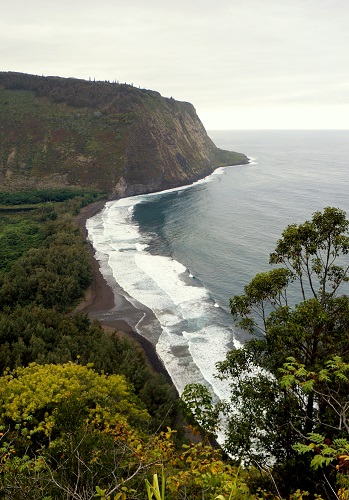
left=86, top=130, right=349, bottom=400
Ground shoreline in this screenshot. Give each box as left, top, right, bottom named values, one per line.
left=75, top=200, right=175, bottom=387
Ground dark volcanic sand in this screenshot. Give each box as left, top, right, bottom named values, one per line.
left=75, top=201, right=175, bottom=386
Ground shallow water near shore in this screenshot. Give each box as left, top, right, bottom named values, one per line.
left=86, top=130, right=349, bottom=399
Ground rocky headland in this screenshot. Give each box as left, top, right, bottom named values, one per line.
left=0, top=72, right=248, bottom=197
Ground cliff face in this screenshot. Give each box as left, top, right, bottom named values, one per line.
left=0, top=72, right=248, bottom=197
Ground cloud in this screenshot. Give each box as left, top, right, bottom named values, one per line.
left=1, top=0, right=349, bottom=128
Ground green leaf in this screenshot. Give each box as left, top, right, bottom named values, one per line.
left=280, top=374, right=295, bottom=388
left=307, top=433, right=325, bottom=444
left=293, top=443, right=314, bottom=455
left=301, top=380, right=314, bottom=392
left=310, top=455, right=328, bottom=470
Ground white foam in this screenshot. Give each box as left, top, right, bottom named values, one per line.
left=135, top=253, right=208, bottom=306
left=156, top=329, right=209, bottom=393
left=86, top=167, right=247, bottom=403
left=183, top=325, right=233, bottom=401
left=135, top=243, right=148, bottom=252
left=232, top=338, right=244, bottom=349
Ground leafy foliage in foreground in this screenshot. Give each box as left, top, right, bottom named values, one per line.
left=0, top=305, right=178, bottom=432
left=0, top=195, right=179, bottom=433
left=3, top=195, right=348, bottom=498
left=182, top=207, right=349, bottom=498
left=0, top=362, right=150, bottom=498
left=0, top=371, right=279, bottom=500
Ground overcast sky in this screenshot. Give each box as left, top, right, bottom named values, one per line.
left=1, top=0, right=349, bottom=130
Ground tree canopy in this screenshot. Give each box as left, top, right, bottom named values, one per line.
left=3, top=194, right=349, bottom=498
left=182, top=207, right=349, bottom=498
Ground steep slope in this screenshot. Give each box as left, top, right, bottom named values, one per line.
left=0, top=72, right=248, bottom=197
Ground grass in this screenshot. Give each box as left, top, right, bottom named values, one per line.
left=0, top=88, right=131, bottom=193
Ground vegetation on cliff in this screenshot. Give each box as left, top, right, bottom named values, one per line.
left=0, top=72, right=248, bottom=197
left=4, top=72, right=348, bottom=498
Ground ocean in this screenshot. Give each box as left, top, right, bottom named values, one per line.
left=86, top=130, right=349, bottom=401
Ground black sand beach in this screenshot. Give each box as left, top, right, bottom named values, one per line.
left=75, top=200, right=175, bottom=386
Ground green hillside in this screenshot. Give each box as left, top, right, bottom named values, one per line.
left=0, top=72, right=248, bottom=197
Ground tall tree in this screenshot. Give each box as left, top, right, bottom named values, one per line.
left=183, top=207, right=349, bottom=495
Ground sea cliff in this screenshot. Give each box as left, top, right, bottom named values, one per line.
left=0, top=72, right=248, bottom=197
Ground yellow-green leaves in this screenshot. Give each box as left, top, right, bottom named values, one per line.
left=0, top=362, right=150, bottom=437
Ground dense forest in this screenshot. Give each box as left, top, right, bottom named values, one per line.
left=0, top=192, right=349, bottom=498
left=0, top=190, right=349, bottom=500
left=0, top=189, right=279, bottom=500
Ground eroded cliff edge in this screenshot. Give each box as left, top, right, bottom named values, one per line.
left=0, top=72, right=248, bottom=197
